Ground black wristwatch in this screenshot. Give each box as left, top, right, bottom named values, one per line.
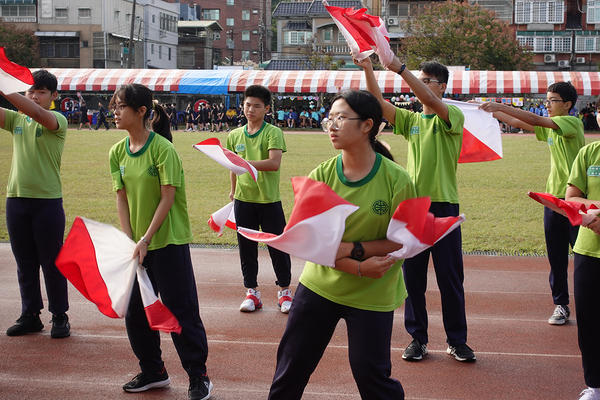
left=351, top=242, right=364, bottom=261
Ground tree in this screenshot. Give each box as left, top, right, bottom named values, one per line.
left=0, top=19, right=41, bottom=67
left=301, top=37, right=337, bottom=70
left=400, top=1, right=533, bottom=71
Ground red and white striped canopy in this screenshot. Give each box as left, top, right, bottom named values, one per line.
left=43, top=68, right=600, bottom=96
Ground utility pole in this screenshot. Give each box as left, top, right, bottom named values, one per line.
left=229, top=29, right=234, bottom=65
left=127, top=0, right=137, bottom=68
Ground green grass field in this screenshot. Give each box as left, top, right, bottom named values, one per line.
left=0, top=129, right=597, bottom=255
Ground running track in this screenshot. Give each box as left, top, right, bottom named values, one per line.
left=0, top=244, right=584, bottom=399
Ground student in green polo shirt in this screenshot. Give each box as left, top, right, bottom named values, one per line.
left=269, top=90, right=414, bottom=400
left=108, top=83, right=212, bottom=400
left=358, top=55, right=476, bottom=363
left=565, top=98, right=600, bottom=400
left=0, top=69, right=71, bottom=339
left=225, top=85, right=293, bottom=314
left=479, top=82, right=585, bottom=326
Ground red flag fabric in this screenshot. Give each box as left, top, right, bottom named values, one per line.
left=207, top=202, right=237, bottom=236
left=237, top=176, right=359, bottom=267
left=386, top=197, right=465, bottom=259
left=323, top=1, right=395, bottom=67
left=527, top=191, right=599, bottom=227
left=0, top=47, right=34, bottom=94
left=441, top=99, right=503, bottom=163
left=55, top=217, right=181, bottom=334
left=193, top=137, right=257, bottom=181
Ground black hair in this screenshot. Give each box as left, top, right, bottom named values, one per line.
left=548, top=82, right=578, bottom=112
left=330, top=90, right=393, bottom=161
left=419, top=61, right=449, bottom=85
left=109, top=83, right=172, bottom=142
left=31, top=69, right=58, bottom=93
left=245, top=85, right=272, bottom=107
left=596, top=95, right=600, bottom=111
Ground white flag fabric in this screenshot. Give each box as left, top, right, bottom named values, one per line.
left=237, top=176, right=359, bottom=267
left=55, top=217, right=181, bottom=334
left=387, top=197, right=465, bottom=259
left=193, top=137, right=258, bottom=181
left=442, top=99, right=503, bottom=163
left=0, top=47, right=34, bottom=94
left=207, top=202, right=237, bottom=236
left=323, top=1, right=395, bottom=67
left=528, top=191, right=600, bottom=227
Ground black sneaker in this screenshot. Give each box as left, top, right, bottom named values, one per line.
left=6, top=313, right=44, bottom=336
left=188, top=374, right=213, bottom=400
left=447, top=343, right=476, bottom=362
left=402, top=338, right=428, bottom=361
left=50, top=313, right=71, bottom=338
left=122, top=368, right=171, bottom=392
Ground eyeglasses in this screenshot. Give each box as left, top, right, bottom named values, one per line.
left=545, top=99, right=564, bottom=105
left=110, top=103, right=129, bottom=113
left=421, top=78, right=441, bottom=85
left=321, top=115, right=363, bottom=132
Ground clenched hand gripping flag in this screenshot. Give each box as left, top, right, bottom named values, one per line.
left=193, top=137, right=258, bottom=181
left=323, top=1, right=395, bottom=67
left=55, top=217, right=181, bottom=334
left=237, top=176, right=359, bottom=267
left=528, top=191, right=600, bottom=227
left=387, top=197, right=466, bottom=260
left=0, top=47, right=34, bottom=94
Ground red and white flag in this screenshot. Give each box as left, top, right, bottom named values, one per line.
left=323, top=1, right=395, bottom=67
left=387, top=197, right=465, bottom=259
left=237, top=176, right=359, bottom=267
left=442, top=99, right=503, bottom=163
left=0, top=47, right=34, bottom=95
left=528, top=191, right=599, bottom=227
left=193, top=138, right=258, bottom=181
left=55, top=217, right=181, bottom=334
left=207, top=202, right=237, bottom=236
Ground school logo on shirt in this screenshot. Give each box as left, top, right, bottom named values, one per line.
left=372, top=200, right=389, bottom=215
left=36, top=126, right=43, bottom=137
left=14, top=127, right=22, bottom=135
left=547, top=137, right=554, bottom=146
left=236, top=144, right=245, bottom=152
left=147, top=165, right=158, bottom=177
left=120, top=166, right=125, bottom=176
left=410, top=126, right=419, bottom=136
left=587, top=166, right=600, bottom=177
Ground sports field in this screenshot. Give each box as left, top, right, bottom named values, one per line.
left=0, top=129, right=597, bottom=254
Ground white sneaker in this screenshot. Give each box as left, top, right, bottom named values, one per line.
left=548, top=305, right=570, bottom=325
left=239, top=288, right=262, bottom=312
left=278, top=289, right=293, bottom=314
left=579, top=388, right=600, bottom=400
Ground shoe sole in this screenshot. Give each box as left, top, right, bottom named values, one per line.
left=190, top=381, right=213, bottom=400
left=239, top=302, right=262, bottom=312
left=123, top=378, right=171, bottom=392
left=548, top=318, right=568, bottom=325
left=446, top=348, right=476, bottom=362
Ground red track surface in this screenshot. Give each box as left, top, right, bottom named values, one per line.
left=0, top=244, right=584, bottom=399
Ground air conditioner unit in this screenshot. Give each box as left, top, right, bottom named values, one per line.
left=388, top=17, right=399, bottom=26
left=557, top=60, right=570, bottom=68
left=544, top=54, right=556, bottom=63
left=576, top=57, right=586, bottom=64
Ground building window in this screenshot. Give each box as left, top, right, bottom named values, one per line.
left=40, top=38, right=80, bottom=58
left=242, top=30, right=250, bottom=41
left=168, top=47, right=171, bottom=61
left=226, top=18, right=234, bottom=26
left=227, top=0, right=234, bottom=4
left=181, top=50, right=194, bottom=67
left=81, top=40, right=88, bottom=47
left=588, top=0, right=600, bottom=23
left=252, top=30, right=258, bottom=34
left=126, top=13, right=131, bottom=23
left=241, top=50, right=249, bottom=60
left=323, top=28, right=333, bottom=42
left=203, top=9, right=219, bottom=20
left=159, top=45, right=162, bottom=59
left=151, top=43, right=154, bottom=54
left=575, top=32, right=600, bottom=52
left=213, top=32, right=220, bottom=40
left=1, top=4, right=35, bottom=17
left=114, top=10, right=119, bottom=20
left=242, top=10, right=250, bottom=20
left=152, top=14, right=155, bottom=23
left=517, top=32, right=571, bottom=52
left=515, top=1, right=564, bottom=24
left=55, top=7, right=68, bottom=18
left=78, top=7, right=91, bottom=18
left=284, top=31, right=312, bottom=45
left=338, top=32, right=346, bottom=43
left=160, top=13, right=177, bottom=32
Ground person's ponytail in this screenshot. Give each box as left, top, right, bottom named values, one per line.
left=150, top=103, right=173, bottom=142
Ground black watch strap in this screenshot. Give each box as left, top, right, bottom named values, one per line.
left=351, top=241, right=365, bottom=261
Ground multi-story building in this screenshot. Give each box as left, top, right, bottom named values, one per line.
left=0, top=0, right=178, bottom=69
left=177, top=20, right=222, bottom=69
